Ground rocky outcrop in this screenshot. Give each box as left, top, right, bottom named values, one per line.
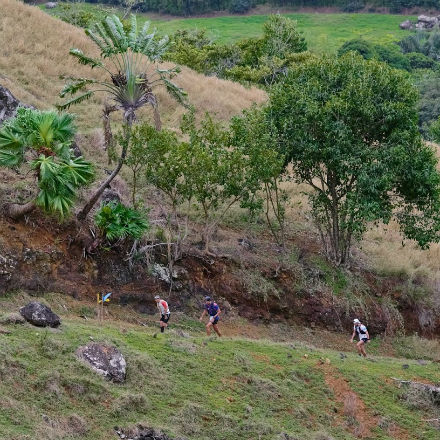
left=0, top=85, right=24, bottom=125
left=20, top=302, right=61, bottom=327
left=400, top=15, right=440, bottom=31
left=45, top=2, right=58, bottom=8
left=115, top=425, right=187, bottom=440
left=76, top=343, right=126, bottom=383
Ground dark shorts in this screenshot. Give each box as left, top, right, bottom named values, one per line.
left=160, top=313, right=170, bottom=323
left=210, top=316, right=219, bottom=325
left=360, top=338, right=368, bottom=344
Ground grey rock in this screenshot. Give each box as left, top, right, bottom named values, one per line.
left=71, top=138, right=82, bottom=158
left=76, top=343, right=126, bottom=383
left=415, top=15, right=439, bottom=29
left=19, top=302, right=61, bottom=328
left=402, top=364, right=410, bottom=369
left=100, top=188, right=121, bottom=206
left=45, top=2, right=58, bottom=8
left=0, top=85, right=30, bottom=126
left=399, top=20, right=413, bottom=30
left=417, top=359, right=428, bottom=365
left=0, top=312, right=25, bottom=325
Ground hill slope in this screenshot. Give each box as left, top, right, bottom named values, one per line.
left=1, top=293, right=439, bottom=440
left=0, top=0, right=265, bottom=131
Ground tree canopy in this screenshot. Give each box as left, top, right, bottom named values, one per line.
left=263, top=53, right=440, bottom=264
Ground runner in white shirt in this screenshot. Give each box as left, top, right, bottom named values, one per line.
left=154, top=295, right=170, bottom=333
left=350, top=318, right=370, bottom=357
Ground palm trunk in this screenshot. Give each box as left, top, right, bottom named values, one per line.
left=77, top=116, right=133, bottom=221
left=6, top=201, right=36, bottom=220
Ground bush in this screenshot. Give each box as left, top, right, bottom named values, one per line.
left=374, top=44, right=411, bottom=71
left=95, top=202, right=149, bottom=241
left=337, top=38, right=376, bottom=60
left=53, top=3, right=99, bottom=28
left=406, top=52, right=438, bottom=70
left=229, top=0, right=253, bottom=13
left=342, top=0, right=365, bottom=12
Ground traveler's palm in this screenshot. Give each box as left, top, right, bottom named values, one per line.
left=58, top=14, right=187, bottom=127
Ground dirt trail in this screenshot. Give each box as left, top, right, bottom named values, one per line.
left=319, top=363, right=409, bottom=439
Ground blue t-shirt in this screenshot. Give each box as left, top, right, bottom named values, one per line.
left=205, top=302, right=219, bottom=316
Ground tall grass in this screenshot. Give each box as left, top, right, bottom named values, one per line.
left=0, top=0, right=266, bottom=132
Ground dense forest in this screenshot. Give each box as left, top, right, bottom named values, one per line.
left=37, top=0, right=440, bottom=16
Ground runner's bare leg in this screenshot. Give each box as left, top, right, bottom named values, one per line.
left=213, top=324, right=222, bottom=337
left=206, top=322, right=212, bottom=336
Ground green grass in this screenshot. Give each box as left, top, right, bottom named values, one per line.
left=1, top=292, right=439, bottom=439
left=150, top=13, right=415, bottom=52
left=40, top=2, right=415, bottom=53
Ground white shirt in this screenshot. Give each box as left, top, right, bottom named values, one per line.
left=354, top=324, right=368, bottom=340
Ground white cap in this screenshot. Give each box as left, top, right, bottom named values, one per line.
left=353, top=318, right=360, bottom=324
left=154, top=295, right=160, bottom=299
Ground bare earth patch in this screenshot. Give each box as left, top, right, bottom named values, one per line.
left=319, top=364, right=409, bottom=439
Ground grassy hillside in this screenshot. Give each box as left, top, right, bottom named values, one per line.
left=41, top=3, right=414, bottom=52
left=1, top=292, right=439, bottom=440
left=0, top=0, right=265, bottom=131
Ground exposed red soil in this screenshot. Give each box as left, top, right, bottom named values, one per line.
left=320, top=364, right=410, bottom=439
left=1, top=213, right=439, bottom=337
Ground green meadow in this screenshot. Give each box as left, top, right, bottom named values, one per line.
left=150, top=13, right=414, bottom=52
left=41, top=3, right=415, bottom=52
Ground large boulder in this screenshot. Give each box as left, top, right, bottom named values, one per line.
left=19, top=302, right=61, bottom=328
left=45, top=2, right=58, bottom=8
left=0, top=85, right=22, bottom=126
left=416, top=15, right=439, bottom=29
left=76, top=343, right=126, bottom=383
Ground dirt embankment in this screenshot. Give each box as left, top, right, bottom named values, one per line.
left=0, top=214, right=438, bottom=336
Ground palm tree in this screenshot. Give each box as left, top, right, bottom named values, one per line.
left=0, top=108, right=94, bottom=219
left=58, top=14, right=187, bottom=220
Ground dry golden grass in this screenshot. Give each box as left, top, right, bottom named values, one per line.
left=0, top=0, right=266, bottom=131
left=2, top=0, right=440, bottom=285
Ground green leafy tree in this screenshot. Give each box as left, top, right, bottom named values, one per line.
left=181, top=111, right=281, bottom=251
left=165, top=14, right=308, bottom=86
left=58, top=14, right=186, bottom=220
left=230, top=107, right=286, bottom=246
left=266, top=53, right=440, bottom=264
left=0, top=108, right=93, bottom=219
left=95, top=201, right=149, bottom=241
left=129, top=124, right=192, bottom=275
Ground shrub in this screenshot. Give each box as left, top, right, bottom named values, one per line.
left=229, top=0, right=253, bottom=13
left=374, top=44, right=411, bottom=71
left=54, top=3, right=99, bottom=28
left=406, top=52, right=438, bottom=70
left=95, top=202, right=149, bottom=241
left=337, top=38, right=376, bottom=60
left=342, top=0, right=365, bottom=12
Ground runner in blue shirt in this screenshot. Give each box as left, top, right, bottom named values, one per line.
left=199, top=296, right=222, bottom=337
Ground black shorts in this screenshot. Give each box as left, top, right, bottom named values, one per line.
left=210, top=316, right=219, bottom=325
left=160, top=313, right=170, bottom=323
left=361, top=338, right=368, bottom=344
